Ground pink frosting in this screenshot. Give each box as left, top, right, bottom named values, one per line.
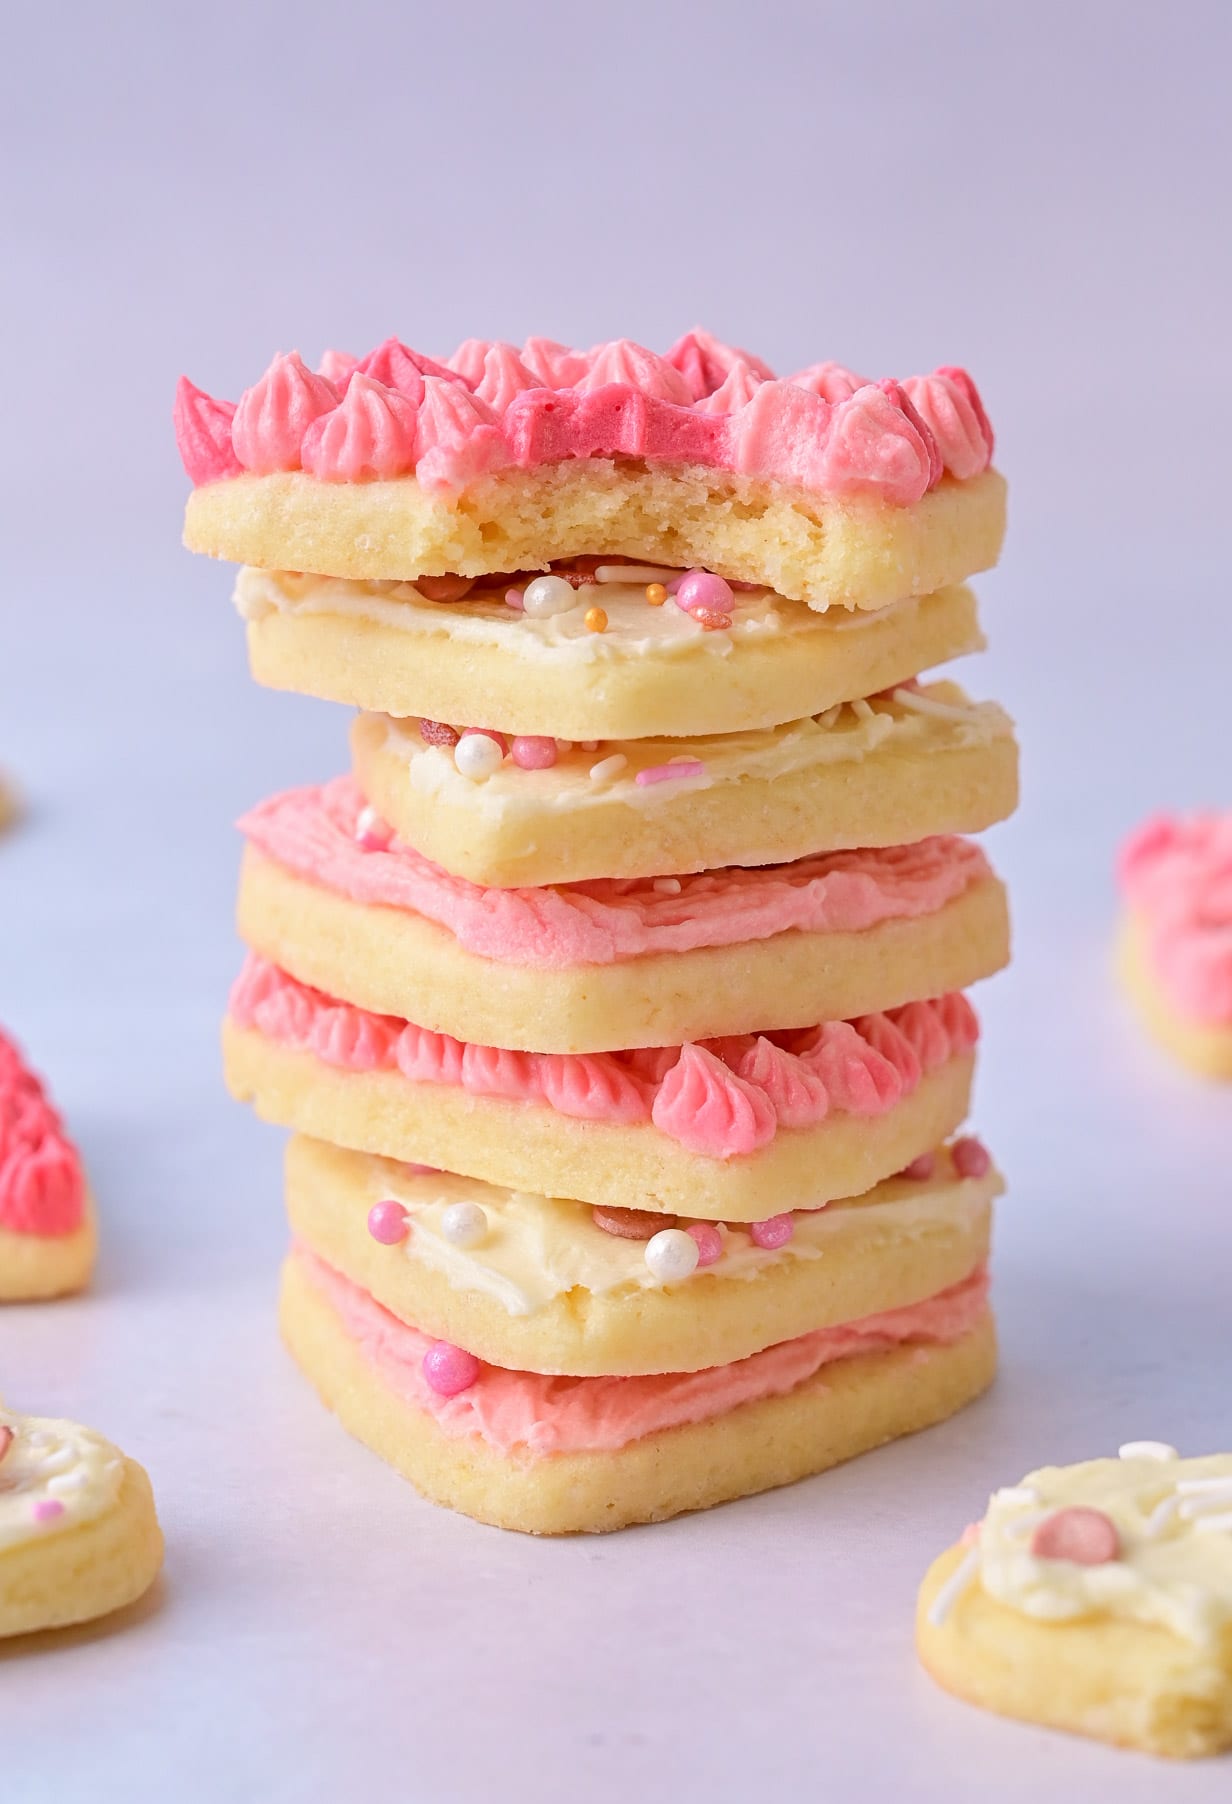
left=239, top=779, right=993, bottom=972
left=179, top=331, right=995, bottom=502
left=0, top=1032, right=86, bottom=1238
left=229, top=955, right=977, bottom=1160
left=300, top=373, right=418, bottom=481
left=294, top=1244, right=990, bottom=1455
left=230, top=352, right=339, bottom=474
left=1119, top=813, right=1232, bottom=1024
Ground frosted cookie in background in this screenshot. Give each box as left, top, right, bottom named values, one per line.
left=0, top=1029, right=96, bottom=1300
left=1118, top=813, right=1232, bottom=1079
left=0, top=1405, right=163, bottom=1639
left=917, top=1443, right=1232, bottom=1759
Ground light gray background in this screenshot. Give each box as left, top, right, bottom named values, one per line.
left=2, top=3, right=1230, bottom=1799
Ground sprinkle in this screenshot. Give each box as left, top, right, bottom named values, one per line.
left=354, top=804, right=391, bottom=852
left=926, top=1545, right=981, bottom=1627
left=504, top=587, right=525, bottom=610
left=951, top=1137, right=991, bottom=1179
left=1176, top=1475, right=1232, bottom=1494
left=1029, top=1506, right=1120, bottom=1565
left=695, top=608, right=733, bottom=631
left=993, top=1485, right=1040, bottom=1507
left=592, top=1205, right=676, bottom=1240
left=1193, top=1511, right=1232, bottom=1534
left=1143, top=1493, right=1182, bottom=1538
left=453, top=730, right=507, bottom=781
left=413, top=575, right=476, bottom=604
left=422, top=1342, right=481, bottom=1397
left=645, top=583, right=668, bottom=606
left=584, top=606, right=608, bottom=634
left=589, top=754, right=628, bottom=783
left=367, top=1201, right=410, bottom=1245
left=645, top=1228, right=701, bottom=1283
left=511, top=735, right=558, bottom=770
left=419, top=718, right=460, bottom=749
left=900, top=1152, right=935, bottom=1181
left=959, top=1521, right=983, bottom=1548
left=674, top=570, right=735, bottom=620
left=815, top=704, right=843, bottom=728
left=439, top=1202, right=488, bottom=1249
left=749, top=1214, right=794, bottom=1250
left=685, top=1223, right=724, bottom=1267
left=635, top=759, right=705, bottom=787
left=594, top=564, right=680, bottom=585
left=1179, top=1486, right=1232, bottom=1518
left=850, top=697, right=876, bottom=722
left=653, top=877, right=682, bottom=896
left=1119, top=1441, right=1179, bottom=1462
left=579, top=740, right=600, bottom=752
left=523, top=574, right=576, bottom=619
left=32, top=1499, right=65, bottom=1524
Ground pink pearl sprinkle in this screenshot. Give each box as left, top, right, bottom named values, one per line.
left=951, top=1136, right=991, bottom=1179
left=749, top=1214, right=794, bottom=1250
left=367, top=1200, right=410, bottom=1245
left=33, top=1499, right=65, bottom=1523
left=635, top=759, right=706, bottom=786
left=674, top=569, right=735, bottom=618
left=511, top=735, right=558, bottom=770
left=404, top=1162, right=439, bottom=1176
left=901, top=1152, right=936, bottom=1181
left=686, top=1222, right=724, bottom=1266
left=422, top=1341, right=481, bottom=1397
left=504, top=587, right=524, bottom=610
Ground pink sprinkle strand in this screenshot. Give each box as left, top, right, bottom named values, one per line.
left=33, top=1499, right=65, bottom=1523
left=510, top=736, right=558, bottom=770
left=422, top=1342, right=481, bottom=1397
left=504, top=587, right=525, bottom=610
left=686, top=1222, right=724, bottom=1266
left=367, top=1201, right=410, bottom=1245
left=749, top=1214, right=795, bottom=1250
left=951, top=1136, right=991, bottom=1179
left=635, top=760, right=706, bottom=787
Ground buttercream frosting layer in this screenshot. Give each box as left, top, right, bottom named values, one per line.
left=229, top=954, right=980, bottom=1161
left=292, top=1245, right=990, bottom=1455
left=1119, top=814, right=1232, bottom=1025
left=240, top=778, right=992, bottom=972
left=0, top=1407, right=124, bottom=1551
left=177, top=332, right=994, bottom=505
left=976, top=1453, right=1232, bottom=1648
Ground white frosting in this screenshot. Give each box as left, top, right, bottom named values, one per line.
left=977, top=1453, right=1232, bottom=1646
left=376, top=681, right=1012, bottom=823
left=0, top=1406, right=125, bottom=1552
left=233, top=566, right=910, bottom=665
left=357, top=1158, right=1000, bottom=1317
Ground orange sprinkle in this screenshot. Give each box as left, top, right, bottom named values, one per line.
left=645, top=583, right=667, bottom=606
left=584, top=606, right=608, bottom=633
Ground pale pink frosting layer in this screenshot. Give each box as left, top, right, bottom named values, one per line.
left=176, top=331, right=994, bottom=504
left=295, top=1244, right=990, bottom=1455
left=0, top=1033, right=86, bottom=1238
left=229, top=955, right=978, bottom=1159
left=1119, top=814, right=1232, bottom=1024
left=240, top=779, right=993, bottom=971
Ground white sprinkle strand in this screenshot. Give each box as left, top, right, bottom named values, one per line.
left=890, top=687, right=979, bottom=722
left=993, top=1485, right=1040, bottom=1507
left=589, top=754, right=628, bottom=784
left=1177, top=1476, right=1232, bottom=1495
left=1192, top=1511, right=1232, bottom=1535
left=849, top=697, right=875, bottom=722
left=1179, top=1487, right=1232, bottom=1519
left=815, top=704, right=843, bottom=728
left=1119, top=1440, right=1179, bottom=1462
left=594, top=564, right=681, bottom=585
left=1143, top=1494, right=1183, bottom=1539
left=927, top=1546, right=982, bottom=1628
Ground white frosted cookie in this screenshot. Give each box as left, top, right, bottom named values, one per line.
left=285, top=1132, right=999, bottom=1376
left=917, top=1446, right=1232, bottom=1759
left=280, top=1240, right=996, bottom=1534
left=351, top=680, right=1019, bottom=888
left=236, top=568, right=984, bottom=737
left=224, top=956, right=983, bottom=1219
left=0, top=1405, right=163, bottom=1638
left=236, top=784, right=1010, bottom=1052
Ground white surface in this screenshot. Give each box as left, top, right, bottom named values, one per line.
left=3, top=3, right=1231, bottom=1795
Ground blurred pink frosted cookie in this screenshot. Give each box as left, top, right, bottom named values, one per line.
left=177, top=330, right=1005, bottom=610
left=0, top=1031, right=96, bottom=1300
left=1117, top=813, right=1232, bottom=1078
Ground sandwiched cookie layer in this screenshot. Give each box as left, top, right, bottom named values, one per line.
left=352, top=680, right=1019, bottom=888
left=236, top=571, right=984, bottom=737
left=281, top=1245, right=997, bottom=1534
left=285, top=1133, right=999, bottom=1375
left=237, top=788, right=1009, bottom=1051
left=225, top=959, right=980, bottom=1217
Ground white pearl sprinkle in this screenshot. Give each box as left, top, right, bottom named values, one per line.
left=644, top=1228, right=700, bottom=1284
left=522, top=575, right=577, bottom=619
left=653, top=877, right=682, bottom=895
left=589, top=754, right=628, bottom=783
left=356, top=804, right=380, bottom=838
left=453, top=733, right=504, bottom=780
left=439, top=1201, right=489, bottom=1250
left=1118, top=1441, right=1179, bottom=1462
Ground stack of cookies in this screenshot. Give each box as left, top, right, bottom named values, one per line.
left=176, top=329, right=1017, bottom=1533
